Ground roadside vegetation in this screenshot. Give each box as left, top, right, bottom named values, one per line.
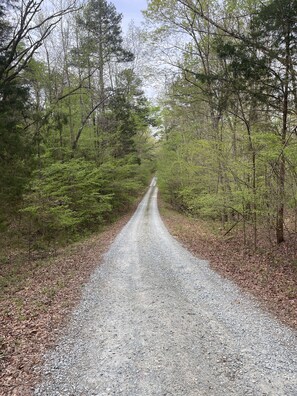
left=0, top=0, right=156, bottom=259
left=147, top=0, right=297, bottom=248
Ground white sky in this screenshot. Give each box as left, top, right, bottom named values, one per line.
left=111, top=0, right=148, bottom=31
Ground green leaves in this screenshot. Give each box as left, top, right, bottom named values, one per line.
left=77, top=0, right=134, bottom=65
left=21, top=155, right=150, bottom=243
left=22, top=160, right=109, bottom=240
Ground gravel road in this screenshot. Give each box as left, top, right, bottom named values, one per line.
left=35, top=179, right=297, bottom=396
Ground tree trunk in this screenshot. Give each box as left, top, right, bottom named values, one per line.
left=276, top=25, right=290, bottom=244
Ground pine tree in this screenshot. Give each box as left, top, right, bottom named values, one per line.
left=77, top=0, right=133, bottom=96
left=252, top=0, right=297, bottom=242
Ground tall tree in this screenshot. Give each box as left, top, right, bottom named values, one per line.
left=146, top=0, right=297, bottom=245
left=77, top=0, right=133, bottom=95
left=0, top=1, right=32, bottom=226
left=70, top=0, right=133, bottom=153
left=252, top=0, right=297, bottom=242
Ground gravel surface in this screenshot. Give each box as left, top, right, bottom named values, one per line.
left=35, top=179, right=297, bottom=396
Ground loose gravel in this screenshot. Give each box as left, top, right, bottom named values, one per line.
left=35, top=179, right=297, bottom=395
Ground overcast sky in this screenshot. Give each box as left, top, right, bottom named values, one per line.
left=112, top=0, right=148, bottom=31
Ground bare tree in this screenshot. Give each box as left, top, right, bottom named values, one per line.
left=0, top=0, right=79, bottom=84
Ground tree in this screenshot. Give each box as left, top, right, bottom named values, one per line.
left=0, top=0, right=78, bottom=85
left=77, top=0, right=133, bottom=94
left=252, top=0, right=297, bottom=242
left=107, top=69, right=151, bottom=159
left=216, top=0, right=297, bottom=243
left=70, top=0, right=134, bottom=153
left=0, top=0, right=155, bottom=250
left=0, top=1, right=33, bottom=227
left=146, top=0, right=297, bottom=246
left=0, top=1, right=80, bottom=223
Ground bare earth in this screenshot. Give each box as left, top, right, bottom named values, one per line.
left=35, top=180, right=297, bottom=395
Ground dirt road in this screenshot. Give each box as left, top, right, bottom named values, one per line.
left=36, top=179, right=297, bottom=395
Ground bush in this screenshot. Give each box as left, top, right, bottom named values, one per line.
left=21, top=156, right=152, bottom=247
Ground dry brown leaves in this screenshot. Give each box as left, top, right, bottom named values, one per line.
left=160, top=201, right=297, bottom=331
left=0, top=213, right=132, bottom=396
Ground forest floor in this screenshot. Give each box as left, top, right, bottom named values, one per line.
left=159, top=200, right=297, bottom=331
left=0, top=211, right=134, bottom=396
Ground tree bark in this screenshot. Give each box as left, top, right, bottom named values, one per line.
left=276, top=24, right=290, bottom=244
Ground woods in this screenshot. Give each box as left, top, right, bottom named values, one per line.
left=0, top=0, right=155, bottom=253
left=146, top=0, right=297, bottom=247
left=1, top=0, right=296, bottom=265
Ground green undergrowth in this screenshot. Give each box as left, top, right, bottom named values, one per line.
left=0, top=182, right=148, bottom=299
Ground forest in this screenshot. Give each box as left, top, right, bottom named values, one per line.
left=147, top=0, right=297, bottom=248
left=0, top=0, right=296, bottom=259
left=0, top=0, right=156, bottom=256
left=2, top=0, right=297, bottom=253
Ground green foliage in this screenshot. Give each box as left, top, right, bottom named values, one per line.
left=22, top=160, right=111, bottom=239
left=0, top=0, right=154, bottom=253
left=98, top=155, right=146, bottom=212
left=0, top=6, right=33, bottom=226
left=76, top=0, right=134, bottom=67
left=148, top=0, right=297, bottom=246
left=21, top=155, right=152, bottom=245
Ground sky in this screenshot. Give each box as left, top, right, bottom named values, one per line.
left=112, top=0, right=148, bottom=31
